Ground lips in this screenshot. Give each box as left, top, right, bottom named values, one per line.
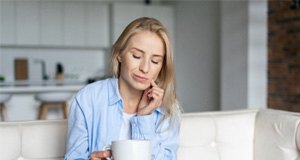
left=133, top=74, right=148, bottom=82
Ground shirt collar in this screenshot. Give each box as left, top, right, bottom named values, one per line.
left=156, top=107, right=164, bottom=115
left=108, top=77, right=122, bottom=106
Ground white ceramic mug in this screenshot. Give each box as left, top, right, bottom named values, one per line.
left=103, top=140, right=151, bottom=160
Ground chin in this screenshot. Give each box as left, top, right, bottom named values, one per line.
left=134, top=83, right=150, bottom=91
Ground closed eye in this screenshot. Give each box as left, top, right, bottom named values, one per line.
left=132, top=54, right=141, bottom=59
left=151, top=60, right=160, bottom=64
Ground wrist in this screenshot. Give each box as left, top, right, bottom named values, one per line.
left=137, top=110, right=151, bottom=116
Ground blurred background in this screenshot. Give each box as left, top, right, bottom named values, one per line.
left=0, top=0, right=299, bottom=121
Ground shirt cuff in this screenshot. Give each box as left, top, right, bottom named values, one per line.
left=130, top=112, right=156, bottom=140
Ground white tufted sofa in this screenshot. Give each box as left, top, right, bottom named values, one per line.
left=0, top=120, right=67, bottom=160
left=178, top=109, right=300, bottom=160
left=0, top=109, right=300, bottom=160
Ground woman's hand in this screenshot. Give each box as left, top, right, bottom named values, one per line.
left=90, top=150, right=112, bottom=160
left=137, top=80, right=164, bottom=116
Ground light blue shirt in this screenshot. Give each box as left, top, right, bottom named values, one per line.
left=64, top=78, right=179, bottom=160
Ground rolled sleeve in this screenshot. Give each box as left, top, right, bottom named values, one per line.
left=130, top=112, right=156, bottom=140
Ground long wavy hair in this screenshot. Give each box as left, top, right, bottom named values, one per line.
left=111, top=17, right=181, bottom=126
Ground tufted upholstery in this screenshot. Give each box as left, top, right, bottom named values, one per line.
left=0, top=109, right=299, bottom=160
left=178, top=109, right=300, bottom=160
left=178, top=110, right=257, bottom=160
left=0, top=120, right=67, bottom=160
left=254, top=109, right=300, bottom=160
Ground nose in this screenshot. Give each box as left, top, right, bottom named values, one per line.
left=139, top=58, right=150, bottom=74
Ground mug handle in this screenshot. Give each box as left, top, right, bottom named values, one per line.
left=102, top=145, right=112, bottom=160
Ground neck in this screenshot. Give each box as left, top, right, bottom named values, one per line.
left=118, top=78, right=143, bottom=114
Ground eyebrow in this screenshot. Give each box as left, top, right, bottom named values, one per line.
left=132, top=47, right=164, bottom=57
left=132, top=47, right=144, bottom=53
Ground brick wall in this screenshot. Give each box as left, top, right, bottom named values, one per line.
left=268, top=0, right=300, bottom=111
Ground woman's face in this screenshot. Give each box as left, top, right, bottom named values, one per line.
left=118, top=31, right=165, bottom=91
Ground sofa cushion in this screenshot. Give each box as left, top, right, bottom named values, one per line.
left=0, top=120, right=67, bottom=160
left=22, top=120, right=67, bottom=159
left=178, top=110, right=257, bottom=160
left=0, top=123, right=22, bottom=160
left=254, top=109, right=300, bottom=160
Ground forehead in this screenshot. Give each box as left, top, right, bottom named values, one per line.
left=126, top=31, right=165, bottom=56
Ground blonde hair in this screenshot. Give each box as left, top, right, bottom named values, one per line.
left=111, top=17, right=181, bottom=125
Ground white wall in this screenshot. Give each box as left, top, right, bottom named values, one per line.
left=247, top=1, right=267, bottom=109
left=173, top=1, right=267, bottom=112
left=220, top=1, right=267, bottom=110
left=220, top=1, right=248, bottom=110
left=0, top=1, right=268, bottom=120
left=173, top=1, right=220, bottom=112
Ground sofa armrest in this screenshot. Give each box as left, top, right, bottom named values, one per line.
left=254, top=109, right=300, bottom=160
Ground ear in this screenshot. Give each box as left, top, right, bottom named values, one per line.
left=117, top=53, right=122, bottom=62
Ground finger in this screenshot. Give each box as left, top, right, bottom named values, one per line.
left=147, top=90, right=163, bottom=105
left=150, top=94, right=162, bottom=106
left=91, top=151, right=111, bottom=159
left=147, top=86, right=164, bottom=96
left=149, top=83, right=164, bottom=94
left=149, top=85, right=164, bottom=92
left=151, top=80, right=158, bottom=87
left=148, top=99, right=161, bottom=110
left=152, top=91, right=163, bottom=100
left=148, top=88, right=164, bottom=100
left=138, top=91, right=151, bottom=111
left=148, top=91, right=161, bottom=101
left=152, top=87, right=164, bottom=95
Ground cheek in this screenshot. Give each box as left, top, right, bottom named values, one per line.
left=128, top=61, right=140, bottom=70
left=152, top=65, right=163, bottom=78
left=122, top=58, right=138, bottom=71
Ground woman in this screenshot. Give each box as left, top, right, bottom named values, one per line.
left=64, top=17, right=181, bottom=160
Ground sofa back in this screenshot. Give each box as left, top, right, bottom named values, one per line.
left=254, top=109, right=300, bottom=160
left=177, top=109, right=257, bottom=160
left=0, top=120, right=67, bottom=160
left=1, top=109, right=300, bottom=160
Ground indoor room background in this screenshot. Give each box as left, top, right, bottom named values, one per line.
left=0, top=0, right=271, bottom=121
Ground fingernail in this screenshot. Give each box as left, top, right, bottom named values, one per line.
left=103, top=152, right=107, bottom=156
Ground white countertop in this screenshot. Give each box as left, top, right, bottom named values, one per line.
left=0, top=80, right=86, bottom=94
left=0, top=85, right=84, bottom=94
